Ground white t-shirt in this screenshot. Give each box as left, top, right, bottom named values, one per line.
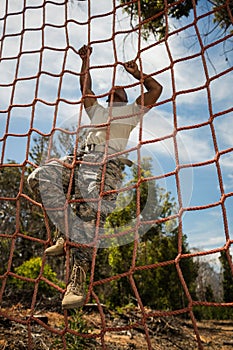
left=85, top=102, right=144, bottom=152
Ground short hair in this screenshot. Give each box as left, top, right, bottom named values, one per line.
left=106, top=87, right=128, bottom=102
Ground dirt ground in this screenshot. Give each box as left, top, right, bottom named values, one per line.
left=0, top=301, right=233, bottom=350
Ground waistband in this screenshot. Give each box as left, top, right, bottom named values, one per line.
left=81, top=144, right=133, bottom=167
left=83, top=143, right=117, bottom=155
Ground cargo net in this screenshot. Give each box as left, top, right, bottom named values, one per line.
left=0, top=0, right=233, bottom=349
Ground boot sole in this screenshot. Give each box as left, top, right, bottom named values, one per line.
left=62, top=300, right=85, bottom=309
left=45, top=251, right=65, bottom=257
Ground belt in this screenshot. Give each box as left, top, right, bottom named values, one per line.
left=83, top=144, right=133, bottom=167
left=85, top=144, right=116, bottom=154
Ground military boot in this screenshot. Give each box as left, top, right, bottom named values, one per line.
left=45, top=237, right=65, bottom=256
left=62, top=262, right=89, bottom=309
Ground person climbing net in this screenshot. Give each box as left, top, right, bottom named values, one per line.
left=27, top=44, right=163, bottom=309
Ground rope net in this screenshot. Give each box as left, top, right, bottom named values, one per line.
left=0, top=0, right=233, bottom=349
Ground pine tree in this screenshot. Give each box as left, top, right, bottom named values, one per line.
left=0, top=136, right=59, bottom=281
left=219, top=250, right=233, bottom=303
left=96, top=157, right=198, bottom=310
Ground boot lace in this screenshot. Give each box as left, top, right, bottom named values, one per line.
left=68, top=264, right=87, bottom=295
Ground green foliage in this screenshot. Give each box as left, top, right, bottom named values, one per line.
left=53, top=310, right=94, bottom=350
left=219, top=250, right=233, bottom=303
left=119, top=0, right=198, bottom=40
left=135, top=231, right=197, bottom=310
left=212, top=0, right=233, bottom=32
left=0, top=162, right=48, bottom=269
left=107, top=243, right=135, bottom=307
left=119, top=0, right=233, bottom=40
left=194, top=305, right=233, bottom=321
left=205, top=284, right=214, bottom=302
left=11, top=257, right=64, bottom=294
left=0, top=238, right=11, bottom=277
left=105, top=158, right=160, bottom=230
left=0, top=137, right=64, bottom=286
left=193, top=250, right=233, bottom=320
left=106, top=230, right=198, bottom=310
left=29, top=136, right=50, bottom=167
left=3, top=138, right=232, bottom=321
left=96, top=157, right=198, bottom=311
left=65, top=310, right=93, bottom=349
left=0, top=163, right=24, bottom=239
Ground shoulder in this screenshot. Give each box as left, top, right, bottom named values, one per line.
left=86, top=101, right=106, bottom=120
left=127, top=102, right=147, bottom=118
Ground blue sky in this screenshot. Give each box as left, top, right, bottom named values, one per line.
left=0, top=0, right=233, bottom=266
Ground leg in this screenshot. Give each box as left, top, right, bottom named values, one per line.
left=62, top=153, right=124, bottom=309
left=28, top=158, right=93, bottom=309
left=27, top=157, right=74, bottom=254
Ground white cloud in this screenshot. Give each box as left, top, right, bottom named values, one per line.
left=220, top=153, right=233, bottom=169
left=184, top=207, right=227, bottom=250
left=5, top=0, right=24, bottom=13
left=0, top=0, right=231, bottom=143
left=132, top=109, right=215, bottom=166
left=215, top=113, right=233, bottom=149
left=176, top=126, right=214, bottom=164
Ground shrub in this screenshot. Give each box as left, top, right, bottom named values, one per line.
left=53, top=310, right=95, bottom=349
left=11, top=256, right=64, bottom=295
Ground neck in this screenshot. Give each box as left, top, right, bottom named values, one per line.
left=108, top=101, right=128, bottom=107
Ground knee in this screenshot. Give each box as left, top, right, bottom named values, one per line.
left=27, top=167, right=40, bottom=192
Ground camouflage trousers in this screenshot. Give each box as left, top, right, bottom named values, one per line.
left=27, top=151, right=124, bottom=263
